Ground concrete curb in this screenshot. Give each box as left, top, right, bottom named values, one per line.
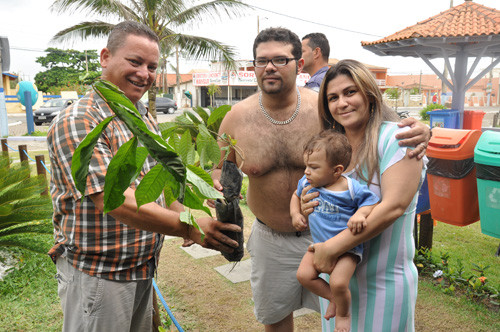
left=4, top=136, right=47, bottom=141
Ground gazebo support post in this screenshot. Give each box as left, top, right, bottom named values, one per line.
left=452, top=50, right=468, bottom=128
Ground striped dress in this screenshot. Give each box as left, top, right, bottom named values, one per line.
left=320, top=122, right=426, bottom=332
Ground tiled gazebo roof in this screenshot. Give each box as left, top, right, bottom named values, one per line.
left=361, top=0, right=500, bottom=120
left=362, top=0, right=500, bottom=47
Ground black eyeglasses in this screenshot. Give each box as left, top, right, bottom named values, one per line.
left=253, top=57, right=298, bottom=68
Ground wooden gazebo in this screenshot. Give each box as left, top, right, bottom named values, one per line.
left=362, top=0, right=500, bottom=127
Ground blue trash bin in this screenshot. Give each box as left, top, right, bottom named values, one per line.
left=427, top=109, right=459, bottom=129
left=416, top=174, right=430, bottom=214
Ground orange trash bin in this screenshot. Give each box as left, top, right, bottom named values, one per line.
left=462, top=110, right=485, bottom=130
left=426, top=128, right=482, bottom=226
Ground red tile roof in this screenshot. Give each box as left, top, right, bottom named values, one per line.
left=156, top=73, right=193, bottom=87
left=362, top=1, right=500, bottom=46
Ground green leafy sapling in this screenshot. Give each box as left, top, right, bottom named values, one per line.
left=71, top=80, right=224, bottom=237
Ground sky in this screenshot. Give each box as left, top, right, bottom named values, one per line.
left=1, top=0, right=499, bottom=82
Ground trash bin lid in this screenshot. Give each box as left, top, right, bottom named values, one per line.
left=426, top=128, right=482, bottom=160
left=464, top=110, right=486, bottom=115
left=474, top=130, right=500, bottom=167
left=426, top=109, right=459, bottom=115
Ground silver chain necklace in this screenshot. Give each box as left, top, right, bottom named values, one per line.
left=259, top=87, right=301, bottom=125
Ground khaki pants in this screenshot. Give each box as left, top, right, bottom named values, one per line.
left=55, top=257, right=153, bottom=332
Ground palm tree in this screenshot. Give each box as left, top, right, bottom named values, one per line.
left=50, top=0, right=250, bottom=118
left=0, top=157, right=54, bottom=255
left=207, top=83, right=221, bottom=107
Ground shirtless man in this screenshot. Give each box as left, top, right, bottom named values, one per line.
left=212, top=27, right=429, bottom=332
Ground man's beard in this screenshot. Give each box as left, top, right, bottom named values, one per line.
left=259, top=78, right=283, bottom=95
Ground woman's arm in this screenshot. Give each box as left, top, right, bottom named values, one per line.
left=311, top=150, right=423, bottom=274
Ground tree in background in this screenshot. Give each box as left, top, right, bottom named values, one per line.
left=50, top=0, right=249, bottom=118
left=385, top=87, right=402, bottom=111
left=34, top=48, right=100, bottom=94
left=207, top=83, right=222, bottom=107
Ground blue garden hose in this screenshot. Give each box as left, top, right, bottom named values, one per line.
left=153, top=278, right=184, bottom=332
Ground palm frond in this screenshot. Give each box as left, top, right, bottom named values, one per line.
left=0, top=156, right=54, bottom=253
left=172, top=34, right=239, bottom=70
left=0, top=204, right=53, bottom=229
left=170, top=0, right=250, bottom=27
left=0, top=221, right=53, bottom=238
left=51, top=0, right=131, bottom=18
left=50, top=21, right=117, bottom=44
left=0, top=161, right=30, bottom=191
left=0, top=237, right=51, bottom=255
left=0, top=176, right=48, bottom=206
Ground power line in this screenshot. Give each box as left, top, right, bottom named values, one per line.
left=11, top=46, right=47, bottom=53
left=250, top=5, right=383, bottom=38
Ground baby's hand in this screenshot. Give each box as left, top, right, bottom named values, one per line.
left=292, top=213, right=308, bottom=232
left=347, top=215, right=367, bottom=235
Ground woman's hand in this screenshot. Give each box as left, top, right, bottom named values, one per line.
left=300, top=185, right=319, bottom=216
left=309, top=242, right=337, bottom=274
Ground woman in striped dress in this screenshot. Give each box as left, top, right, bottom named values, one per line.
left=301, top=59, right=426, bottom=332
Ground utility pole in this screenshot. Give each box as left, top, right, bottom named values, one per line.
left=176, top=45, right=181, bottom=107
left=257, top=16, right=267, bottom=34
left=0, top=46, right=8, bottom=137
left=418, top=70, right=422, bottom=94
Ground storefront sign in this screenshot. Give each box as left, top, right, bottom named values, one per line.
left=193, top=71, right=311, bottom=87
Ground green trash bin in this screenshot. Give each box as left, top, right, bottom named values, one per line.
left=474, top=130, right=500, bottom=239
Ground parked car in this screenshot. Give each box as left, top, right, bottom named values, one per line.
left=33, top=98, right=75, bottom=125
left=155, top=97, right=178, bottom=114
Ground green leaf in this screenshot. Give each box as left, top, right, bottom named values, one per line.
left=163, top=169, right=181, bottom=207
left=197, top=124, right=221, bottom=167
left=183, top=186, right=211, bottom=216
left=187, top=164, right=213, bottom=186
left=175, top=113, right=195, bottom=126
left=191, top=106, right=210, bottom=123
left=0, top=203, right=13, bottom=216
left=93, top=80, right=140, bottom=116
left=103, top=137, right=139, bottom=213
left=186, top=166, right=222, bottom=200
left=132, top=147, right=149, bottom=182
left=207, top=104, right=231, bottom=134
left=159, top=122, right=179, bottom=138
left=186, top=111, right=202, bottom=125
left=71, top=116, right=115, bottom=195
left=178, top=130, right=196, bottom=165
left=0, top=220, right=53, bottom=237
left=135, top=164, right=169, bottom=210
left=180, top=210, right=204, bottom=241
left=93, top=80, right=187, bottom=201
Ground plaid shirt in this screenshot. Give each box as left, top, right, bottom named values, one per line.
left=47, top=91, right=165, bottom=281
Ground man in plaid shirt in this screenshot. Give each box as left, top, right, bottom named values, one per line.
left=47, top=21, right=240, bottom=332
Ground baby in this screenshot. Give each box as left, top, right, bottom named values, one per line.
left=291, top=129, right=379, bottom=331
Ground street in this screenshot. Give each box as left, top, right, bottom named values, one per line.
left=4, top=105, right=500, bottom=140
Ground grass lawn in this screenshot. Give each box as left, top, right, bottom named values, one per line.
left=2, top=202, right=497, bottom=331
